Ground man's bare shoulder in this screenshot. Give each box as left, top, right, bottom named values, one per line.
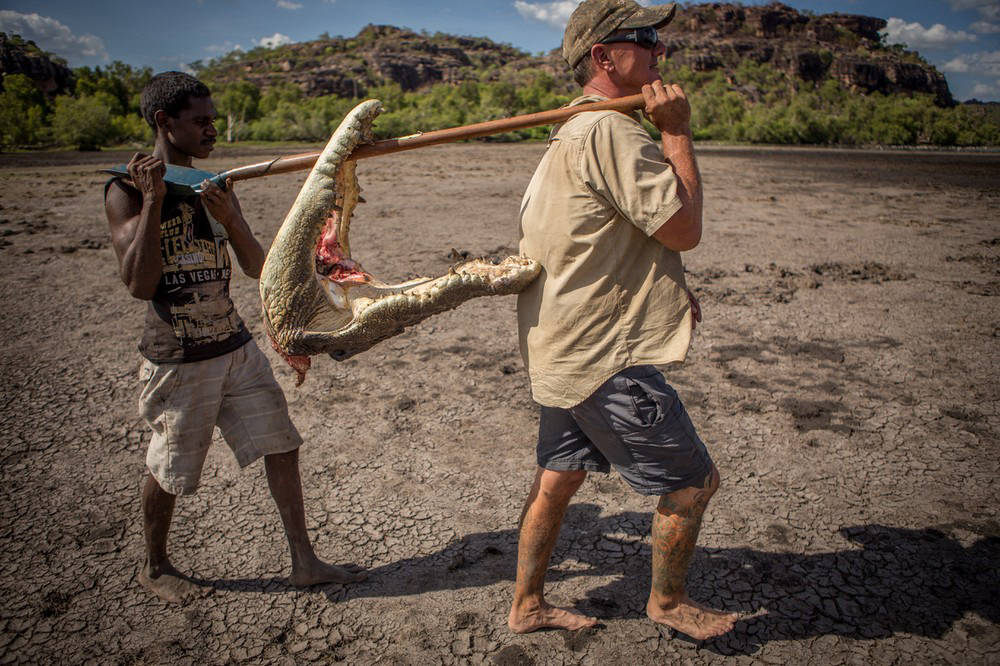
left=104, top=177, right=143, bottom=226
left=105, top=176, right=139, bottom=204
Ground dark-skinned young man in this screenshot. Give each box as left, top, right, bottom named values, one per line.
left=105, top=71, right=365, bottom=603
left=509, top=0, right=738, bottom=640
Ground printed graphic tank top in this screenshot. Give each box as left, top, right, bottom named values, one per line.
left=126, top=185, right=251, bottom=362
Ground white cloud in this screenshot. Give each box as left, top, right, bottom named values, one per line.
left=971, top=80, right=1000, bottom=96
left=941, top=50, right=1000, bottom=75
left=0, top=10, right=108, bottom=64
left=255, top=33, right=293, bottom=48
left=941, top=56, right=972, bottom=72
left=514, top=0, right=652, bottom=29
left=882, top=17, right=978, bottom=49
left=514, top=1, right=581, bottom=29
left=205, top=41, right=244, bottom=55
left=970, top=20, right=1000, bottom=33
left=276, top=0, right=303, bottom=9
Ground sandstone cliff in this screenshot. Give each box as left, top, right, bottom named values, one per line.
left=204, top=24, right=534, bottom=98
left=0, top=33, right=73, bottom=95
left=666, top=3, right=953, bottom=106
left=198, top=4, right=953, bottom=106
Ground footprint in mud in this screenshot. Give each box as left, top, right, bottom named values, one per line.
left=453, top=612, right=479, bottom=630
left=809, top=261, right=913, bottom=284
left=690, top=263, right=814, bottom=305
left=493, top=645, right=534, bottom=666
left=779, top=398, right=857, bottom=434
left=562, top=626, right=600, bottom=652
left=940, top=406, right=992, bottom=438
left=957, top=280, right=1000, bottom=296
left=945, top=253, right=1000, bottom=276
left=764, top=523, right=792, bottom=546
left=691, top=262, right=914, bottom=306
left=39, top=591, right=72, bottom=618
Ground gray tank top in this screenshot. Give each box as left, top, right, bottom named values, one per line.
left=132, top=186, right=251, bottom=362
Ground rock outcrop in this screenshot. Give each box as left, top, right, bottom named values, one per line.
left=203, top=3, right=953, bottom=106
left=212, top=24, right=532, bottom=98
left=0, top=33, right=73, bottom=95
left=664, top=3, right=953, bottom=106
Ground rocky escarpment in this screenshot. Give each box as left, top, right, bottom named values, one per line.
left=209, top=24, right=534, bottom=98
left=0, top=33, right=73, bottom=95
left=202, top=3, right=953, bottom=106
left=664, top=3, right=953, bottom=106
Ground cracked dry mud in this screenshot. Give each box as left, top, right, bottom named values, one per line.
left=0, top=145, right=997, bottom=665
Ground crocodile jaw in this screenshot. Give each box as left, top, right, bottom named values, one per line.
left=259, top=99, right=540, bottom=383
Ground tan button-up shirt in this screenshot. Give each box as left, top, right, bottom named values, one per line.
left=516, top=96, right=693, bottom=408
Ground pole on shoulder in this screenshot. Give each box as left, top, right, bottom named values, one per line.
left=219, top=93, right=646, bottom=183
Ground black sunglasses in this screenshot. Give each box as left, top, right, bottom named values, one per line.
left=598, top=25, right=660, bottom=50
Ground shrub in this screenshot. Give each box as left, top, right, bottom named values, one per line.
left=50, top=93, right=116, bottom=150
left=0, top=74, right=47, bottom=148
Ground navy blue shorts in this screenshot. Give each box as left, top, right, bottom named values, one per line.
left=537, top=365, right=713, bottom=496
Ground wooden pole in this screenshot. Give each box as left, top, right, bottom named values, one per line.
left=219, top=93, right=645, bottom=183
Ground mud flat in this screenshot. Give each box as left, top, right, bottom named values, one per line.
left=0, top=143, right=997, bottom=664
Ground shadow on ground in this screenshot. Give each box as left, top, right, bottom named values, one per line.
left=195, top=504, right=1000, bottom=655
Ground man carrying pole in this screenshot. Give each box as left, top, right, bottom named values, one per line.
left=104, top=72, right=365, bottom=603
left=509, top=0, right=738, bottom=639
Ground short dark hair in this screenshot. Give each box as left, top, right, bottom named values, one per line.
left=140, top=71, right=212, bottom=131
left=573, top=55, right=596, bottom=87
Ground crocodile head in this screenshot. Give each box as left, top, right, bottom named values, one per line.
left=259, top=99, right=540, bottom=384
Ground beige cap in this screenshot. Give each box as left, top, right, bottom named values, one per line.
left=562, top=0, right=677, bottom=67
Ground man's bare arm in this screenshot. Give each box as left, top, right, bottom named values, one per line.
left=105, top=153, right=167, bottom=300
left=200, top=179, right=265, bottom=279
left=643, top=82, right=703, bottom=252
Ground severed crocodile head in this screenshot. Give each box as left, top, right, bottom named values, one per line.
left=259, top=99, right=540, bottom=384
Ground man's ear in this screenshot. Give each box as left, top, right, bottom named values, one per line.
left=591, top=44, right=614, bottom=72
left=153, top=109, right=170, bottom=130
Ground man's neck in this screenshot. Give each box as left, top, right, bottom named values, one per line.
left=582, top=75, right=635, bottom=101
left=153, top=138, right=193, bottom=168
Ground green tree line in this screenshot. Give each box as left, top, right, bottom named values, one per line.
left=667, top=60, right=998, bottom=146
left=0, top=62, right=151, bottom=150
left=1, top=56, right=998, bottom=150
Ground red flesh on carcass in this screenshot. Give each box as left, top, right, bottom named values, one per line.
left=315, top=214, right=370, bottom=285
left=270, top=336, right=311, bottom=386
left=270, top=212, right=371, bottom=385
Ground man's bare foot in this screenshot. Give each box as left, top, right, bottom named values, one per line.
left=646, top=595, right=738, bottom=640
left=508, top=600, right=598, bottom=634
left=289, top=558, right=367, bottom=587
left=138, top=561, right=206, bottom=604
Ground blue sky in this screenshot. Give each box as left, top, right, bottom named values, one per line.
left=2, top=1, right=998, bottom=101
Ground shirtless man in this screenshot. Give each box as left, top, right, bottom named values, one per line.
left=105, top=71, right=364, bottom=603
left=509, top=0, right=738, bottom=639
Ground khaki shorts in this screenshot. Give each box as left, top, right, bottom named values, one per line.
left=138, top=339, right=302, bottom=495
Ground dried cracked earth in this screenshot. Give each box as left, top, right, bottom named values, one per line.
left=0, top=143, right=997, bottom=665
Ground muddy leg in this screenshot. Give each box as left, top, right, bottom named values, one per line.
left=508, top=467, right=597, bottom=633
left=264, top=448, right=366, bottom=586
left=647, top=465, right=738, bottom=639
